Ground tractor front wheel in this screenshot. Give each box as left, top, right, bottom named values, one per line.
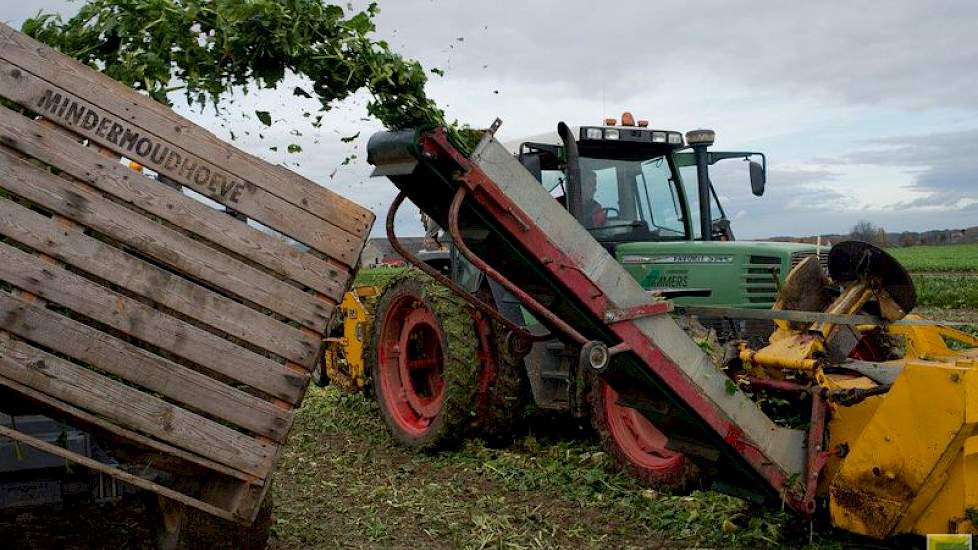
left=369, top=273, right=480, bottom=450
left=590, top=378, right=690, bottom=492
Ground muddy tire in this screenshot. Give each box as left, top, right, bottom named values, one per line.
left=368, top=271, right=480, bottom=450
left=476, top=322, right=531, bottom=444
left=590, top=376, right=690, bottom=492
left=311, top=361, right=328, bottom=387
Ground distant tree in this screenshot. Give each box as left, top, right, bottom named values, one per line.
left=899, top=231, right=916, bottom=247
left=850, top=220, right=888, bottom=247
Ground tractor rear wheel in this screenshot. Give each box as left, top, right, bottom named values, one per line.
left=476, top=321, right=531, bottom=444
left=590, top=377, right=690, bottom=492
left=368, top=272, right=480, bottom=449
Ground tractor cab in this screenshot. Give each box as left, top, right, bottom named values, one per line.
left=517, top=113, right=817, bottom=313
left=517, top=113, right=766, bottom=247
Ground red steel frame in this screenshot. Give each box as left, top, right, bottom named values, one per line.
left=385, top=191, right=534, bottom=341
left=744, top=377, right=831, bottom=514
left=448, top=186, right=589, bottom=347
left=472, top=313, right=500, bottom=417
left=416, top=128, right=812, bottom=512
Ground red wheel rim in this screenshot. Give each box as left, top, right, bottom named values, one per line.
left=601, top=381, right=683, bottom=471
left=377, top=296, right=446, bottom=436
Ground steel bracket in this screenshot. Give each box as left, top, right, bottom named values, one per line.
left=603, top=301, right=673, bottom=323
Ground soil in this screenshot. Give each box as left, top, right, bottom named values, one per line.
left=0, top=495, right=154, bottom=549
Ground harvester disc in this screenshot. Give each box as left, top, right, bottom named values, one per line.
left=828, top=241, right=917, bottom=317
left=591, top=379, right=689, bottom=491
left=369, top=272, right=479, bottom=449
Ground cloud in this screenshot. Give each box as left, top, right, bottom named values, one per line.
left=837, top=128, right=978, bottom=209
left=372, top=0, right=978, bottom=110
left=6, top=0, right=977, bottom=240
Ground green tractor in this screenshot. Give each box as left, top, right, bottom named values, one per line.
left=354, top=113, right=820, bottom=490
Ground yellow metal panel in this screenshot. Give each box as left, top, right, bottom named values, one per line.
left=829, top=363, right=977, bottom=538
left=887, top=319, right=978, bottom=361
left=824, top=391, right=883, bottom=494
left=911, top=439, right=978, bottom=536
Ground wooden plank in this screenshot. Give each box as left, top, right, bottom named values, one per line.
left=0, top=334, right=275, bottom=477
left=0, top=373, right=254, bottom=482
left=0, top=107, right=351, bottom=300
left=0, top=55, right=367, bottom=262
left=0, top=144, right=334, bottom=335
left=0, top=24, right=373, bottom=239
left=0, top=198, right=318, bottom=366
left=0, top=424, right=241, bottom=523
left=0, top=240, right=309, bottom=404
left=231, top=478, right=271, bottom=524
left=0, top=292, right=293, bottom=441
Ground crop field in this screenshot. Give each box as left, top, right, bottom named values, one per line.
left=889, top=243, right=978, bottom=273
left=912, top=274, right=978, bottom=310
left=888, top=244, right=978, bottom=312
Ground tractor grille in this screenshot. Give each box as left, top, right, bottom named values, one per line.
left=790, top=251, right=829, bottom=273
left=742, top=255, right=781, bottom=306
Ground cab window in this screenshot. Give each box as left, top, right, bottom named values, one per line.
left=678, top=165, right=723, bottom=239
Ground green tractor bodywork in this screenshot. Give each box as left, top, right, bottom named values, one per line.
left=618, top=240, right=821, bottom=309
left=442, top=118, right=820, bottom=415
left=517, top=120, right=820, bottom=311
left=508, top=119, right=820, bottom=413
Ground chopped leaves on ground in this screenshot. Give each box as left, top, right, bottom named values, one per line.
left=270, top=386, right=869, bottom=549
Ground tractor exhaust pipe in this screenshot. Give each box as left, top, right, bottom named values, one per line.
left=557, top=122, right=583, bottom=222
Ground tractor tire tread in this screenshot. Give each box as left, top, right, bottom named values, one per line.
left=369, top=269, right=480, bottom=450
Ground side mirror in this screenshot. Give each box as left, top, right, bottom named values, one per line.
left=749, top=160, right=765, bottom=196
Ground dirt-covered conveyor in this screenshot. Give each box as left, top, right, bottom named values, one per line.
left=367, top=127, right=811, bottom=511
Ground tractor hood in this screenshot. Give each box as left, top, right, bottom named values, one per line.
left=615, top=240, right=824, bottom=309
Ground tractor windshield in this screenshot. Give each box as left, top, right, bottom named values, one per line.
left=576, top=155, right=689, bottom=242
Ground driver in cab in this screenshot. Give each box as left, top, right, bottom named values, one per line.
left=556, top=170, right=607, bottom=227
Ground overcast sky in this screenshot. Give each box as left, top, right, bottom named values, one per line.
left=5, top=1, right=977, bottom=239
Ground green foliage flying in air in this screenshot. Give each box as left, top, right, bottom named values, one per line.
left=23, top=0, right=476, bottom=150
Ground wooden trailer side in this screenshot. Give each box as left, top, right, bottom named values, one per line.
left=0, top=23, right=373, bottom=525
